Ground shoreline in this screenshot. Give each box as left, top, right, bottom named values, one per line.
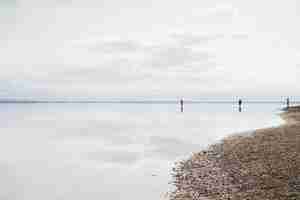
left=170, top=106, right=300, bottom=200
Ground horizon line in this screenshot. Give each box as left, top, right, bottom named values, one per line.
left=0, top=100, right=298, bottom=104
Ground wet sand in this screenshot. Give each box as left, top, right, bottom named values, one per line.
left=170, top=106, right=300, bottom=200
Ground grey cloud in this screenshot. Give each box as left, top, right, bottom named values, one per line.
left=0, top=163, right=21, bottom=200
left=73, top=34, right=218, bottom=71
left=85, top=40, right=143, bottom=54
left=35, top=33, right=220, bottom=95
left=0, top=79, right=41, bottom=98
left=231, top=33, right=249, bottom=40
left=195, top=5, right=236, bottom=24
left=146, top=46, right=213, bottom=68
left=48, top=60, right=144, bottom=85
left=171, top=33, right=225, bottom=46
left=0, top=0, right=17, bottom=24
left=1, top=30, right=231, bottom=97
left=208, top=5, right=235, bottom=17
left=53, top=0, right=73, bottom=6
left=0, top=80, right=16, bottom=97
left=215, top=8, right=235, bottom=18
left=0, top=0, right=16, bottom=6
left=18, top=0, right=73, bottom=7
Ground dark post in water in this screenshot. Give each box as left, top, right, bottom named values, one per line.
left=238, top=99, right=242, bottom=112
left=180, top=99, right=184, bottom=113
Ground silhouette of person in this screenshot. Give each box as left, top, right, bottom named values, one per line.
left=238, top=99, right=242, bottom=112
left=286, top=98, right=290, bottom=109
left=180, top=99, right=184, bottom=112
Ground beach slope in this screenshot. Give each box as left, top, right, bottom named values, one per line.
left=170, top=107, right=300, bottom=200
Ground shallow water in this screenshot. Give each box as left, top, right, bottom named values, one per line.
left=0, top=103, right=285, bottom=200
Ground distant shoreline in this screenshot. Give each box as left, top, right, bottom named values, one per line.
left=0, top=100, right=296, bottom=104
left=170, top=106, right=300, bottom=199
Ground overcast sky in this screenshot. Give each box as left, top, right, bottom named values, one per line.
left=0, top=0, right=300, bottom=99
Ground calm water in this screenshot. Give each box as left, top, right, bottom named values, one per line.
left=0, top=103, right=285, bottom=200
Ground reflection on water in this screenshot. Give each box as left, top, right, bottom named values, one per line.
left=0, top=103, right=284, bottom=200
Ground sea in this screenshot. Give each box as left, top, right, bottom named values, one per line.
left=0, top=102, right=287, bottom=200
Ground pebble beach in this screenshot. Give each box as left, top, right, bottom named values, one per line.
left=170, top=106, right=300, bottom=200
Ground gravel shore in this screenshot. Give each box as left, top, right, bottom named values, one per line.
left=170, top=106, right=300, bottom=200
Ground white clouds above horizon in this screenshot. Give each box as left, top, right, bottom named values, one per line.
left=0, top=0, right=300, bottom=98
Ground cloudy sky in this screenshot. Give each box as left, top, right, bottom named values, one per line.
left=0, top=0, right=300, bottom=99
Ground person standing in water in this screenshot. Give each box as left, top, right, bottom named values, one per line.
left=180, top=99, right=184, bottom=112
left=286, top=97, right=290, bottom=109
left=238, top=99, right=242, bottom=112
